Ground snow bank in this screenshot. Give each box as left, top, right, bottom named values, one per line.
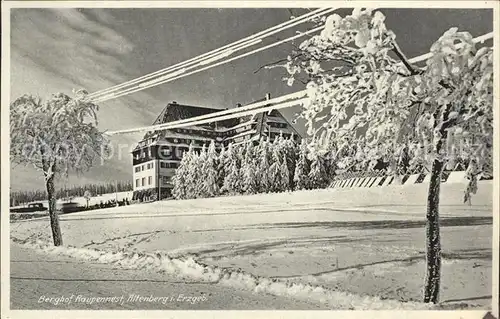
left=13, top=238, right=441, bottom=310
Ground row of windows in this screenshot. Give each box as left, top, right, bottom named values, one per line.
left=160, top=162, right=179, bottom=169
left=268, top=122, right=287, bottom=129
left=135, top=176, right=153, bottom=187
left=233, top=135, right=251, bottom=144
left=135, top=161, right=180, bottom=172
left=134, top=162, right=154, bottom=172
left=136, top=148, right=153, bottom=159
left=135, top=176, right=172, bottom=187
left=176, top=128, right=219, bottom=138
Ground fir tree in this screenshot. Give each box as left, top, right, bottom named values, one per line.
left=242, top=142, right=258, bottom=194
left=268, top=136, right=288, bottom=192
left=308, top=154, right=328, bottom=189
left=282, top=137, right=298, bottom=190
left=172, top=144, right=194, bottom=199
left=193, top=145, right=207, bottom=198
left=217, top=145, right=227, bottom=193
left=256, top=138, right=272, bottom=192
left=294, top=139, right=310, bottom=190
left=203, top=141, right=220, bottom=197
left=223, top=143, right=243, bottom=194
left=279, top=154, right=290, bottom=192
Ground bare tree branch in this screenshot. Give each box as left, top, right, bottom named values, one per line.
left=391, top=40, right=423, bottom=76
left=253, top=58, right=289, bottom=74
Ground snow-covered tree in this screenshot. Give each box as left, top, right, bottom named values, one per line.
left=183, top=144, right=199, bottom=199
left=203, top=140, right=219, bottom=197
left=172, top=143, right=194, bottom=199
left=83, top=190, right=92, bottom=208
left=294, top=139, right=311, bottom=190
left=256, top=138, right=272, bottom=192
left=193, top=145, right=207, bottom=198
left=283, top=9, right=493, bottom=303
left=268, top=137, right=288, bottom=192
left=10, top=90, right=110, bottom=246
left=242, top=142, right=258, bottom=194
left=282, top=137, right=299, bottom=190
left=217, top=145, right=227, bottom=192
left=222, top=143, right=243, bottom=194
left=279, top=154, right=290, bottom=192
left=308, top=153, right=328, bottom=189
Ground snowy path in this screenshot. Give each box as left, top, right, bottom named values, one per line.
left=10, top=182, right=493, bottom=309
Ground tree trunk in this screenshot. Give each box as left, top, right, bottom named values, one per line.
left=423, top=157, right=444, bottom=303
left=45, top=173, right=63, bottom=246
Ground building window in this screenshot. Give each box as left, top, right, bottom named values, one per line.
left=135, top=179, right=139, bottom=187
left=160, top=147, right=171, bottom=157
left=163, top=176, right=170, bottom=184
left=148, top=176, right=152, bottom=185
left=135, top=166, right=140, bottom=173
left=141, top=165, right=145, bottom=171
left=141, top=177, right=146, bottom=186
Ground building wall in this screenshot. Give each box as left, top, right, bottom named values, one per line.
left=133, top=160, right=157, bottom=191
left=158, top=162, right=177, bottom=188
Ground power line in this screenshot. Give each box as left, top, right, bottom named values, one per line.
left=88, top=8, right=336, bottom=101
left=110, top=98, right=309, bottom=136
left=105, top=90, right=307, bottom=135
left=103, top=32, right=493, bottom=136
left=93, top=24, right=325, bottom=103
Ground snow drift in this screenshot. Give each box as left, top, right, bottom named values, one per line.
left=13, top=237, right=443, bottom=310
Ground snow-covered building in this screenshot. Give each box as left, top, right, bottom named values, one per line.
left=131, top=95, right=301, bottom=201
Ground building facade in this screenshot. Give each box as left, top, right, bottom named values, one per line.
left=131, top=95, right=301, bottom=201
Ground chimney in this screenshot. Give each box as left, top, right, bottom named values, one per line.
left=172, top=101, right=178, bottom=104
left=265, top=93, right=271, bottom=100
left=236, top=103, right=242, bottom=108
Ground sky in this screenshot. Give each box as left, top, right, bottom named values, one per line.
left=9, top=7, right=493, bottom=191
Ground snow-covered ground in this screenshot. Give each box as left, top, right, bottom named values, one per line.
left=10, top=182, right=493, bottom=309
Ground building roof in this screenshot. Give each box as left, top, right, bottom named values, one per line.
left=153, top=102, right=222, bottom=124
left=137, top=97, right=302, bottom=148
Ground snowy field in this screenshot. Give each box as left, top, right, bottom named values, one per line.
left=11, top=182, right=493, bottom=310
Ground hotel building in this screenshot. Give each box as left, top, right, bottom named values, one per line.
left=131, top=94, right=301, bottom=201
